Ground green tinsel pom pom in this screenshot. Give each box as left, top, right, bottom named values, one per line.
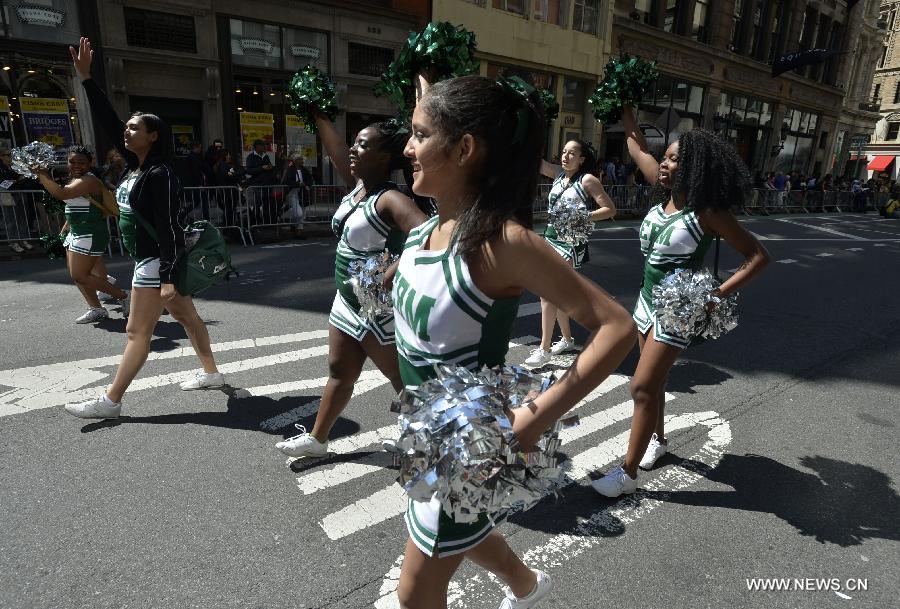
left=39, top=232, right=66, bottom=260
left=41, top=191, right=65, bottom=215
left=287, top=66, right=339, bottom=135
left=374, top=21, right=480, bottom=116
left=539, top=89, right=560, bottom=123
left=588, top=53, right=658, bottom=125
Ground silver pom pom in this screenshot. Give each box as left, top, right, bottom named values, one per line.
left=548, top=195, right=592, bottom=244
left=389, top=365, right=577, bottom=523
left=11, top=141, right=56, bottom=179
left=652, top=268, right=739, bottom=341
left=348, top=251, right=398, bottom=321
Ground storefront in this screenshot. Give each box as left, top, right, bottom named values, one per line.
left=715, top=90, right=774, bottom=175
left=774, top=106, right=820, bottom=174
left=0, top=0, right=102, bottom=153
left=223, top=17, right=329, bottom=180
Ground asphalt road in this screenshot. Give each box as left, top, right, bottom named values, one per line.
left=0, top=213, right=898, bottom=609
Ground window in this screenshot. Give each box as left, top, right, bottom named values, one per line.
left=348, top=43, right=393, bottom=77
left=751, top=1, right=764, bottom=58
left=894, top=82, right=900, bottom=104
left=532, top=0, right=568, bottom=25
left=879, top=45, right=888, bottom=68
left=692, top=0, right=710, bottom=42
left=663, top=0, right=677, bottom=33
left=731, top=0, right=744, bottom=49
left=493, top=0, right=526, bottom=15
left=573, top=0, right=601, bottom=35
left=633, top=0, right=653, bottom=24
left=125, top=8, right=196, bottom=53
left=775, top=107, right=820, bottom=173
left=0, top=0, right=82, bottom=43
left=874, top=83, right=882, bottom=102
left=562, top=78, right=586, bottom=112
left=888, top=122, right=900, bottom=140
left=230, top=19, right=328, bottom=73
left=818, top=131, right=828, bottom=150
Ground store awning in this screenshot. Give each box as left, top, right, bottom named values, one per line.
left=866, top=155, right=895, bottom=171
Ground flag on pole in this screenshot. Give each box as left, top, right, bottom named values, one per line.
left=772, top=49, right=841, bottom=77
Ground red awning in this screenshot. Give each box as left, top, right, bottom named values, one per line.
left=866, top=155, right=895, bottom=171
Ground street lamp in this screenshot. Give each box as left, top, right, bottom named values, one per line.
left=771, top=123, right=790, bottom=156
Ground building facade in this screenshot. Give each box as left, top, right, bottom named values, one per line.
left=864, top=0, right=900, bottom=179
left=608, top=0, right=883, bottom=180
left=94, top=0, right=428, bottom=184
left=431, top=0, right=614, bottom=158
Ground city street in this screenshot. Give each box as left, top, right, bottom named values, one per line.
left=0, top=213, right=898, bottom=609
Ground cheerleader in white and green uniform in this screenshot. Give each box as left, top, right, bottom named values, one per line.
left=523, top=140, right=615, bottom=370
left=275, top=111, right=429, bottom=459
left=593, top=106, right=770, bottom=499
left=35, top=146, right=127, bottom=324
left=395, top=75, right=635, bottom=609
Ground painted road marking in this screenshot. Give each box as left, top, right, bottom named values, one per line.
left=772, top=218, right=867, bottom=240
left=374, top=410, right=731, bottom=608
left=874, top=243, right=887, bottom=247
left=816, top=253, right=834, bottom=257
left=777, top=259, right=798, bottom=264
left=846, top=248, right=864, bottom=252
left=318, top=390, right=669, bottom=540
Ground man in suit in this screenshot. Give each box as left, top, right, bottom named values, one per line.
left=244, top=139, right=278, bottom=222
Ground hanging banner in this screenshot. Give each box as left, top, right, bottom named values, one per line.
left=772, top=49, right=840, bottom=78
left=285, top=115, right=318, bottom=167
left=172, top=125, right=195, bottom=157
left=20, top=97, right=74, bottom=147
left=0, top=96, right=13, bottom=150
left=239, top=112, right=274, bottom=162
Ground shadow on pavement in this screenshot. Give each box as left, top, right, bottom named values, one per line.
left=646, top=453, right=900, bottom=547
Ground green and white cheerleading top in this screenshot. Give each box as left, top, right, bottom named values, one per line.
left=329, top=183, right=406, bottom=345
left=543, top=172, right=592, bottom=268
left=116, top=171, right=140, bottom=257
left=393, top=215, right=521, bottom=557
left=633, top=203, right=714, bottom=348
left=63, top=194, right=109, bottom=256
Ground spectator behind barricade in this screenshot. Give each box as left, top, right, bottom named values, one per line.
left=821, top=174, right=833, bottom=191
left=280, top=153, right=313, bottom=236
left=753, top=171, right=765, bottom=189
left=245, top=140, right=276, bottom=186
left=604, top=157, right=616, bottom=187
left=773, top=171, right=788, bottom=191
left=215, top=150, right=241, bottom=186
left=0, top=148, right=36, bottom=253
left=183, top=141, right=205, bottom=188
left=202, top=138, right=224, bottom=185
left=100, top=149, right=126, bottom=191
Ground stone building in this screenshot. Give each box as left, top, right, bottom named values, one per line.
left=92, top=0, right=428, bottom=183
left=864, top=0, right=900, bottom=179
left=607, top=0, right=883, bottom=180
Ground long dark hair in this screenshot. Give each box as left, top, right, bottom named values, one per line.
left=655, top=128, right=751, bottom=211
left=370, top=119, right=435, bottom=215
left=130, top=112, right=174, bottom=165
left=421, top=75, right=545, bottom=256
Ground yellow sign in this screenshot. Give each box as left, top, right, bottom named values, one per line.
left=19, top=97, right=69, bottom=113
left=239, top=112, right=275, bottom=162
left=285, top=114, right=317, bottom=167
left=172, top=124, right=195, bottom=157
left=0, top=96, right=9, bottom=112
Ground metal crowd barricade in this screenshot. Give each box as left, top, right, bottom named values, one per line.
left=181, top=186, right=248, bottom=246
left=0, top=188, right=69, bottom=248
left=243, top=184, right=345, bottom=237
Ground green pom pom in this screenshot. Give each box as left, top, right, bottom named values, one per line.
left=39, top=232, right=66, bottom=260
left=539, top=89, right=559, bottom=123
left=40, top=192, right=65, bottom=215
left=588, top=53, right=658, bottom=125
left=374, top=21, right=480, bottom=116
left=287, top=66, right=339, bottom=135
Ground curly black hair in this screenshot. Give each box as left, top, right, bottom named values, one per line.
left=67, top=145, right=93, bottom=162
left=654, top=128, right=751, bottom=211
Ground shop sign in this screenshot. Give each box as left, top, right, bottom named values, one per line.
left=286, top=115, right=318, bottom=168
left=0, top=96, right=14, bottom=150
left=20, top=97, right=73, bottom=148
left=239, top=37, right=274, bottom=55
left=239, top=112, right=275, bottom=163
left=290, top=45, right=320, bottom=60
left=15, top=4, right=66, bottom=28
left=172, top=125, right=195, bottom=157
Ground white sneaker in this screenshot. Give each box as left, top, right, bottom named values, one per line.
left=75, top=307, right=109, bottom=324
left=498, top=570, right=553, bottom=609
left=522, top=348, right=551, bottom=370
left=592, top=466, right=637, bottom=498
left=64, top=395, right=121, bottom=419
left=179, top=371, right=225, bottom=391
left=9, top=242, right=24, bottom=253
left=639, top=433, right=668, bottom=470
left=97, top=276, right=117, bottom=302
left=275, top=424, right=328, bottom=458
left=549, top=337, right=577, bottom=355
left=119, top=291, right=131, bottom=318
